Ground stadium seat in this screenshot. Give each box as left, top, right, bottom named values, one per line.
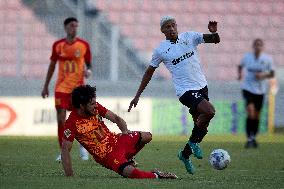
left=97, top=0, right=284, bottom=80
left=0, top=0, right=56, bottom=77
left=1, top=0, right=283, bottom=80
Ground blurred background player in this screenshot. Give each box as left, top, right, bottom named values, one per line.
left=61, top=85, right=177, bottom=179
left=41, top=17, right=93, bottom=161
left=128, top=16, right=220, bottom=174
left=238, top=39, right=275, bottom=148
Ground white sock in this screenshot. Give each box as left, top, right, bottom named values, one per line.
left=79, top=145, right=89, bottom=158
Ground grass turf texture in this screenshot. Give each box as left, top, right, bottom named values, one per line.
left=1, top=135, right=284, bottom=189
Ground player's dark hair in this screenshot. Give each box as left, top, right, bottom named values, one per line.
left=72, top=85, right=96, bottom=108
left=253, top=38, right=263, bottom=46
left=64, top=17, right=78, bottom=26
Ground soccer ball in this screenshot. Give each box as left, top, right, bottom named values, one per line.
left=209, top=149, right=231, bottom=170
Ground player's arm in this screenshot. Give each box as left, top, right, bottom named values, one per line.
left=203, top=21, right=220, bottom=44
left=128, top=66, right=156, bottom=112
left=237, top=65, right=243, bottom=80
left=256, top=58, right=275, bottom=80
left=41, top=60, right=56, bottom=98
left=61, top=139, right=74, bottom=177
left=105, top=110, right=130, bottom=134
left=255, top=70, right=275, bottom=80
left=84, top=42, right=93, bottom=79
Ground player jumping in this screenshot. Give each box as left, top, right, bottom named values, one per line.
left=41, top=17, right=92, bottom=161
left=128, top=16, right=220, bottom=174
left=61, top=85, right=178, bottom=179
left=238, top=39, right=275, bottom=148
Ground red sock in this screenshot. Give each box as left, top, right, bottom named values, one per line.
left=58, top=126, right=64, bottom=148
left=128, top=168, right=157, bottom=179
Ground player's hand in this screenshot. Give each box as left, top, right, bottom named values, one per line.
left=41, top=87, right=49, bottom=98
left=237, top=74, right=242, bottom=81
left=255, top=72, right=267, bottom=80
left=208, top=21, right=218, bottom=33
left=128, top=97, right=139, bottom=112
left=84, top=69, right=92, bottom=79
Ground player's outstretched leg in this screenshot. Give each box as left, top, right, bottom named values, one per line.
left=122, top=165, right=178, bottom=179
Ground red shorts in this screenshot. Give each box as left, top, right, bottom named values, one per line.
left=102, top=131, right=143, bottom=174
left=55, top=92, right=72, bottom=111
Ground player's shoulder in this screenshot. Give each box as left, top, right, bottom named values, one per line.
left=243, top=52, right=253, bottom=59
left=96, top=102, right=106, bottom=109
left=96, top=102, right=108, bottom=116
left=67, top=110, right=77, bottom=120
left=261, top=53, right=273, bottom=60
left=154, top=40, right=170, bottom=53
left=76, top=37, right=90, bottom=46
left=181, top=31, right=202, bottom=38
left=53, top=38, right=66, bottom=46
left=64, top=111, right=78, bottom=127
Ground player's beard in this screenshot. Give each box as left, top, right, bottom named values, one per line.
left=84, top=107, right=95, bottom=116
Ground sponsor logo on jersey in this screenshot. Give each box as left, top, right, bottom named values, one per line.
left=172, top=51, right=194, bottom=65
left=64, top=129, right=71, bottom=138
left=75, top=49, right=81, bottom=58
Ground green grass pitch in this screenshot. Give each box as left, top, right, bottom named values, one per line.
left=1, top=135, right=284, bottom=189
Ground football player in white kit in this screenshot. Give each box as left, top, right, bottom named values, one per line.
left=128, top=16, right=220, bottom=174
left=238, top=39, right=275, bottom=148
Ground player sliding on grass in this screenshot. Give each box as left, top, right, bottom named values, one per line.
left=128, top=16, right=220, bottom=174
left=61, top=85, right=177, bottom=179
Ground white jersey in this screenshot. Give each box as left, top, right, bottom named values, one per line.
left=240, top=52, right=274, bottom=95
left=150, top=31, right=207, bottom=97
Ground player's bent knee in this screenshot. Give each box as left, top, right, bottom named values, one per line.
left=121, top=165, right=135, bottom=178
left=247, top=108, right=257, bottom=119
left=206, top=108, right=215, bottom=120
left=140, top=132, right=152, bottom=144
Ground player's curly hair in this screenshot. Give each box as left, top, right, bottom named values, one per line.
left=72, top=85, right=96, bottom=108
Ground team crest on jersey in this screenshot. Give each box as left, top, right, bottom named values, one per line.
left=64, top=129, right=71, bottom=138
left=95, top=114, right=102, bottom=122
left=182, top=41, right=188, bottom=45
left=74, top=49, right=81, bottom=58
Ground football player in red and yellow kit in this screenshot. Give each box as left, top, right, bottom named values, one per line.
left=61, top=85, right=177, bottom=179
left=41, top=17, right=92, bottom=161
